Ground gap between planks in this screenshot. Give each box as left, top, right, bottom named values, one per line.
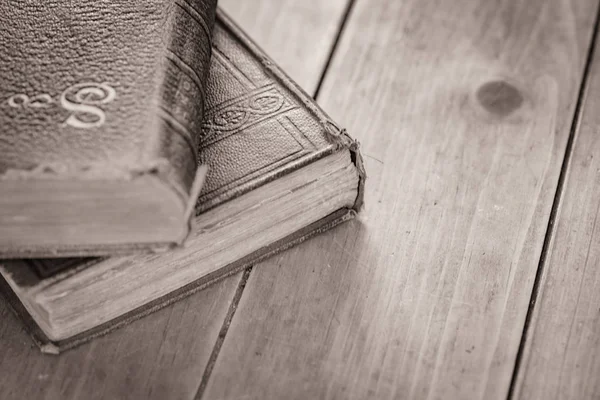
left=195, top=267, right=252, bottom=400
left=313, top=0, right=358, bottom=100
left=506, top=3, right=600, bottom=399
left=194, top=0, right=358, bottom=397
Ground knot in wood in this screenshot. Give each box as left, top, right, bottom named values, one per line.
left=476, top=80, right=523, bottom=117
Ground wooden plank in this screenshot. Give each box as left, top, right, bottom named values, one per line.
left=0, top=275, right=241, bottom=400
left=203, top=0, right=599, bottom=399
left=0, top=2, right=349, bottom=399
left=513, top=17, right=600, bottom=400
left=219, top=0, right=349, bottom=91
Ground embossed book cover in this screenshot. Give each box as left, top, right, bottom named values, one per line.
left=0, top=10, right=366, bottom=353
left=0, top=0, right=217, bottom=258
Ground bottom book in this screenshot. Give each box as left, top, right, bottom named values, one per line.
left=0, top=9, right=365, bottom=354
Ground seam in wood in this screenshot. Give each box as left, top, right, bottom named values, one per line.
left=193, top=3, right=360, bottom=397
left=313, top=0, right=358, bottom=100
left=194, top=267, right=252, bottom=400
left=506, top=3, right=600, bottom=399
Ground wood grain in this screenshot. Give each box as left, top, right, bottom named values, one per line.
left=219, top=0, right=350, bottom=92
left=0, top=276, right=241, bottom=400
left=203, top=0, right=599, bottom=399
left=513, top=16, right=600, bottom=400
left=0, top=2, right=349, bottom=399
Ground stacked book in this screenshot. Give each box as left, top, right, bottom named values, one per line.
left=0, top=0, right=365, bottom=353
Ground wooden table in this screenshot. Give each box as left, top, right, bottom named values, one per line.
left=2, top=0, right=600, bottom=398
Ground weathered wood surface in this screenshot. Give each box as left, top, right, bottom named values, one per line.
left=0, top=1, right=349, bottom=399
left=203, top=0, right=599, bottom=399
left=219, top=0, right=350, bottom=92
left=513, top=19, right=600, bottom=400
left=0, top=275, right=241, bottom=400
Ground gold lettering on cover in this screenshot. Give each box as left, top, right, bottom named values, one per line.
left=7, top=94, right=29, bottom=108
left=6, top=82, right=116, bottom=129
left=7, top=93, right=53, bottom=108
left=28, top=94, right=54, bottom=108
left=60, top=82, right=116, bottom=129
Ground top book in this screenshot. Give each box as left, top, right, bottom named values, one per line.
left=0, top=0, right=218, bottom=258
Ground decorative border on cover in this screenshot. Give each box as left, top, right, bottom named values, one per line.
left=200, top=83, right=297, bottom=144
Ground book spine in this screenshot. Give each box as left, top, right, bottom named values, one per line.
left=148, top=0, right=218, bottom=204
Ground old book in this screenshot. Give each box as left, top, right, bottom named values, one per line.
left=0, top=10, right=366, bottom=353
left=0, top=0, right=217, bottom=258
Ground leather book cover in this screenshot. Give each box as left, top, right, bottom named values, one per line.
left=0, top=9, right=366, bottom=353
left=0, top=0, right=217, bottom=258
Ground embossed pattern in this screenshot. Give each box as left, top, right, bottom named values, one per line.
left=201, top=85, right=296, bottom=143
left=194, top=22, right=333, bottom=210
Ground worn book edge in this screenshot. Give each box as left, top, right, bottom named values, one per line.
left=0, top=163, right=209, bottom=260
left=0, top=208, right=357, bottom=354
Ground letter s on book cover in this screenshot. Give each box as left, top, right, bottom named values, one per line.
left=59, top=82, right=116, bottom=129
left=8, top=82, right=116, bottom=129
